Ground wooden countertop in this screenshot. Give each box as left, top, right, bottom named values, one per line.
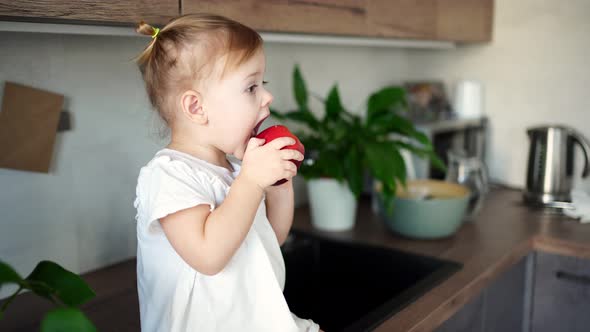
left=291, top=187, right=590, bottom=332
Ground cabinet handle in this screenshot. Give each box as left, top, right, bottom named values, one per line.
left=555, top=270, right=590, bottom=285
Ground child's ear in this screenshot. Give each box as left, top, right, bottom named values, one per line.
left=180, top=90, right=207, bottom=125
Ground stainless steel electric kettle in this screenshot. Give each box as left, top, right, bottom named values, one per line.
left=524, top=125, right=590, bottom=208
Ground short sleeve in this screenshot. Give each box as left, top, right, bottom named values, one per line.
left=135, top=156, right=216, bottom=233
left=291, top=313, right=320, bottom=332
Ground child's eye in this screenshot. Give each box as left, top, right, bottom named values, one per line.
left=246, top=84, right=258, bottom=93
left=246, top=81, right=268, bottom=94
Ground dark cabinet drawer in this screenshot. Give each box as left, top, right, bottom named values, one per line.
left=435, top=291, right=485, bottom=332
left=436, top=257, right=527, bottom=332
left=531, top=251, right=590, bottom=332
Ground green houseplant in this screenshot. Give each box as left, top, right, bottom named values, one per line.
left=0, top=260, right=97, bottom=331
left=271, top=66, right=444, bottom=230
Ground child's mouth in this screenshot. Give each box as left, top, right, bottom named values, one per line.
left=251, top=116, right=269, bottom=137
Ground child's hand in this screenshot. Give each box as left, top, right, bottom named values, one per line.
left=240, top=137, right=304, bottom=190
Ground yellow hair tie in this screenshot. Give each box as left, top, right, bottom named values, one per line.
left=151, top=27, right=160, bottom=39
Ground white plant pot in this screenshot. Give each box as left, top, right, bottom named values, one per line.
left=307, top=178, right=358, bottom=231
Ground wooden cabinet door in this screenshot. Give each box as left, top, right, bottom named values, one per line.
left=367, top=0, right=492, bottom=41
left=182, top=0, right=368, bottom=36
left=483, top=257, right=526, bottom=332
left=531, top=251, right=590, bottom=332
left=0, top=0, right=178, bottom=26
left=0, top=0, right=491, bottom=42
left=436, top=291, right=485, bottom=332
left=436, top=0, right=493, bottom=42
left=366, top=0, right=437, bottom=40
left=183, top=0, right=492, bottom=42
left=435, top=256, right=527, bottom=332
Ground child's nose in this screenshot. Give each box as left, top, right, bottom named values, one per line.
left=262, top=90, right=273, bottom=108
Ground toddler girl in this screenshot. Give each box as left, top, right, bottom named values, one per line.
left=133, top=13, right=320, bottom=332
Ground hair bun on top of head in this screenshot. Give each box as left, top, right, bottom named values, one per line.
left=136, top=21, right=160, bottom=39
left=134, top=20, right=161, bottom=68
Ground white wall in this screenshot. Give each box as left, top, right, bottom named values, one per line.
left=404, top=0, right=590, bottom=187
left=1, top=0, right=589, bottom=299
left=0, top=34, right=160, bottom=298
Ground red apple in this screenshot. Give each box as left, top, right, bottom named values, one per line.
left=255, top=125, right=305, bottom=186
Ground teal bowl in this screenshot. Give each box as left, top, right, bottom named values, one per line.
left=376, top=180, right=470, bottom=239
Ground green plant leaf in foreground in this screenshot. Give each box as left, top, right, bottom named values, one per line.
left=0, top=261, right=23, bottom=287
left=26, top=261, right=95, bottom=307
left=0, top=261, right=25, bottom=317
left=344, top=146, right=364, bottom=198
left=41, top=308, right=97, bottom=332
left=395, top=141, right=447, bottom=172
left=293, top=65, right=308, bottom=110
left=365, top=141, right=406, bottom=194
left=367, top=86, right=407, bottom=123
left=325, top=85, right=344, bottom=120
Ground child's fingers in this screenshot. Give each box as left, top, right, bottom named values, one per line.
left=246, top=138, right=265, bottom=151
left=282, top=161, right=297, bottom=175
left=280, top=149, right=304, bottom=161
left=267, top=137, right=296, bottom=150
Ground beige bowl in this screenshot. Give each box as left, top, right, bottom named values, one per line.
left=396, top=179, right=470, bottom=199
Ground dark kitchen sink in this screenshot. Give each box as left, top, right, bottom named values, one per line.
left=281, top=230, right=461, bottom=332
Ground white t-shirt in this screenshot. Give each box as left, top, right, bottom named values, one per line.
left=134, top=148, right=319, bottom=332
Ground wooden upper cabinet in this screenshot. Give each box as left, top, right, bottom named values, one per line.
left=0, top=0, right=178, bottom=26
left=366, top=0, right=437, bottom=40
left=183, top=0, right=492, bottom=42
left=0, top=0, right=492, bottom=42
left=436, top=0, right=493, bottom=42
left=182, top=0, right=368, bottom=36
left=367, top=0, right=493, bottom=41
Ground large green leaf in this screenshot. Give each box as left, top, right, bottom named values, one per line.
left=366, top=111, right=403, bottom=135
left=369, top=112, right=432, bottom=147
left=26, top=261, right=95, bottom=307
left=395, top=141, right=447, bottom=172
left=325, top=85, right=344, bottom=120
left=27, top=280, right=58, bottom=304
left=367, top=87, right=406, bottom=124
left=0, top=261, right=25, bottom=318
left=324, top=117, right=351, bottom=142
left=293, top=65, right=308, bottom=110
left=407, top=128, right=431, bottom=148
left=344, top=146, right=364, bottom=198
left=323, top=150, right=346, bottom=181
left=429, top=152, right=447, bottom=171
left=301, top=148, right=345, bottom=181
left=0, top=261, right=23, bottom=287
left=391, top=148, right=407, bottom=185
left=41, top=308, right=97, bottom=332
left=364, top=141, right=405, bottom=194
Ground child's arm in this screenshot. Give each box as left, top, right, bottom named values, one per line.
left=265, top=180, right=295, bottom=246
left=159, top=175, right=264, bottom=275
left=159, top=137, right=303, bottom=276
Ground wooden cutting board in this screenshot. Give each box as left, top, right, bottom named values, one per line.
left=0, top=82, right=64, bottom=173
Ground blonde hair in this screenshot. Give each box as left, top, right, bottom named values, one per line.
left=135, top=14, right=263, bottom=125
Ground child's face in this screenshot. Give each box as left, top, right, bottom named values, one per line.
left=204, top=49, right=273, bottom=160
